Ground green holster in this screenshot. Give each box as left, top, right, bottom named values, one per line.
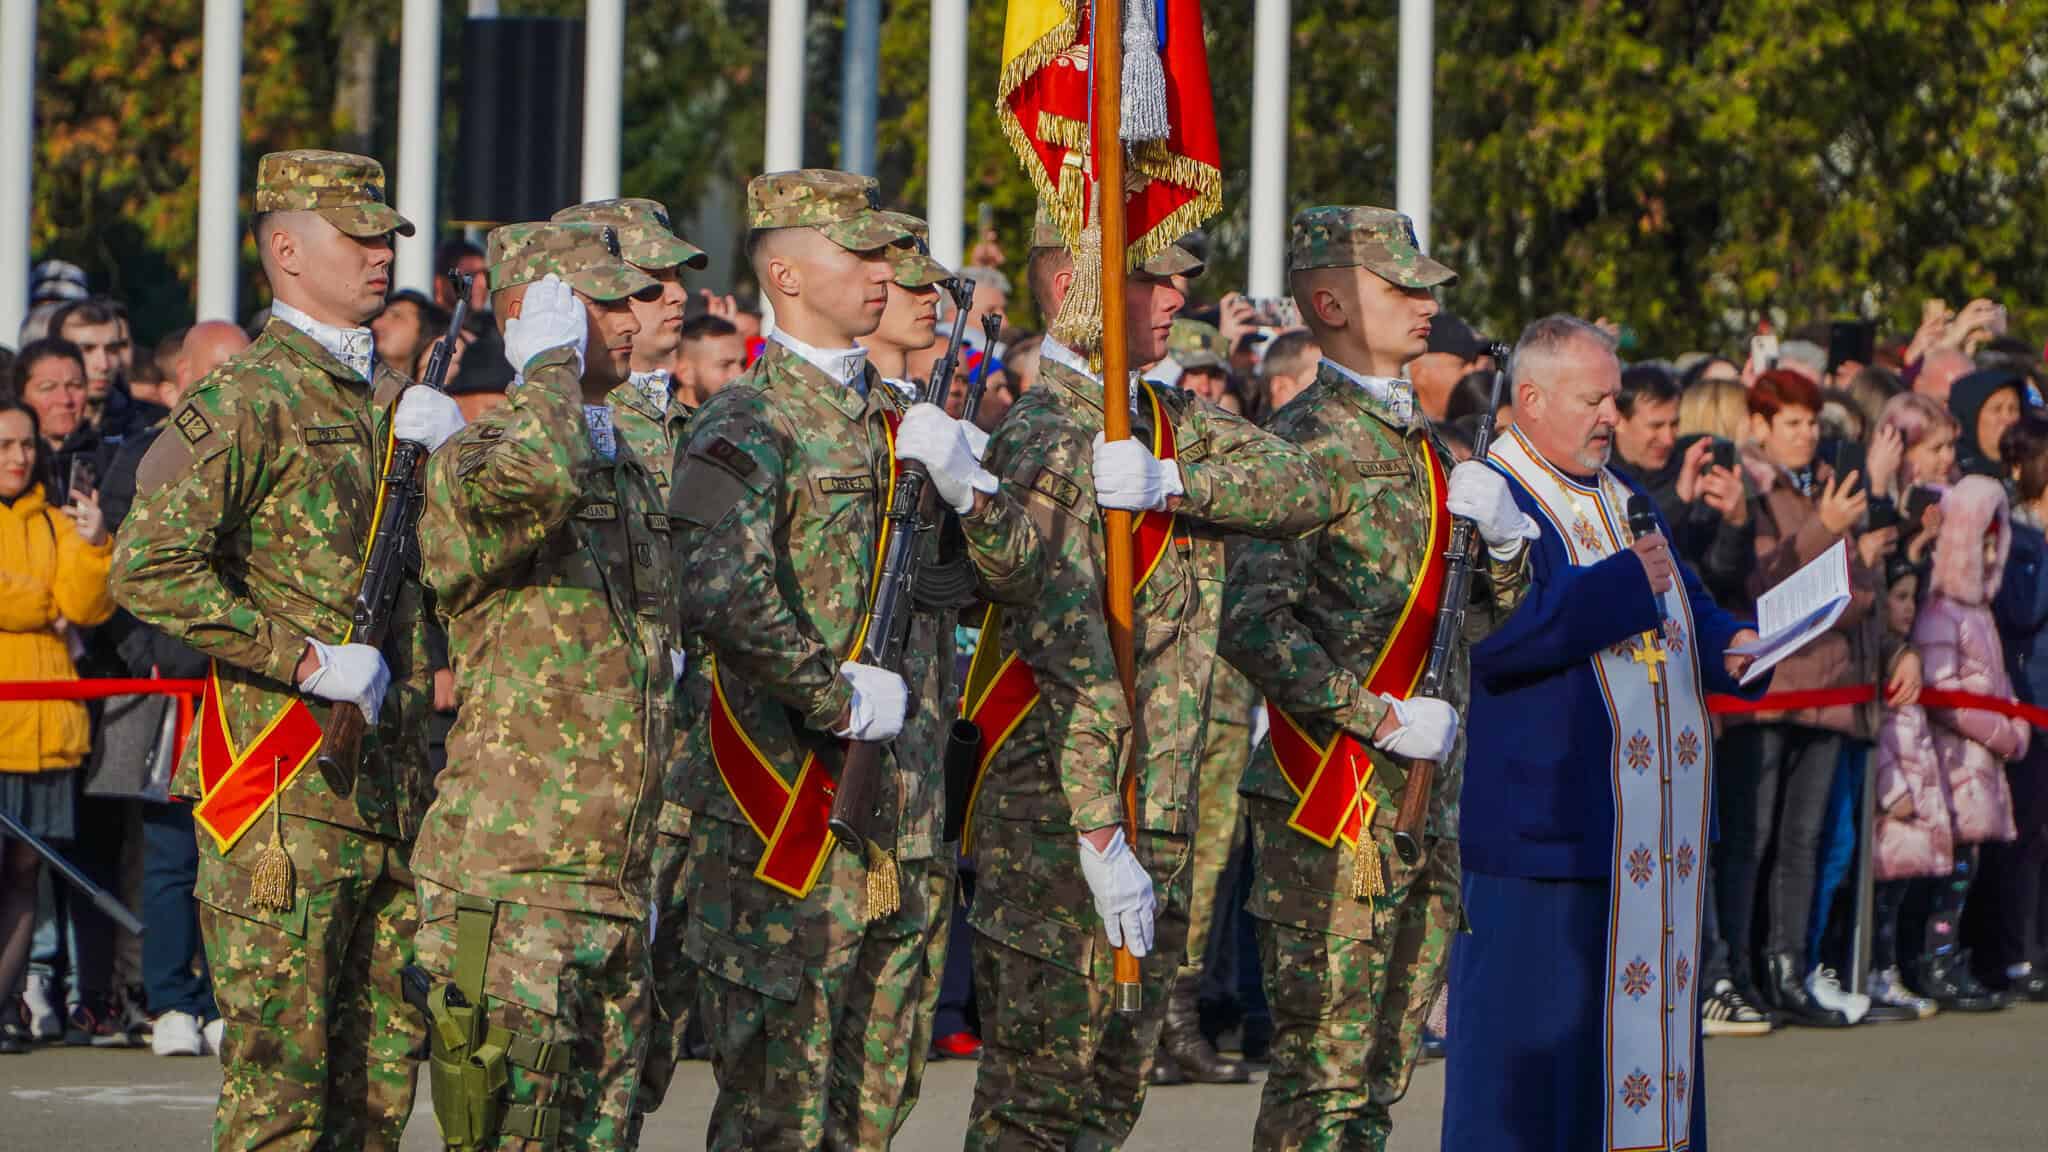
left=419, top=895, right=572, bottom=1150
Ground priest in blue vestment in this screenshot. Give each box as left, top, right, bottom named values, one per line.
left=1444, top=315, right=1767, bottom=1152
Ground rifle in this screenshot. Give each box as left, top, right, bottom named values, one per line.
left=1390, top=341, right=1512, bottom=865
left=0, top=807, right=144, bottom=936
left=827, top=281, right=982, bottom=884
left=940, top=312, right=1008, bottom=842
left=316, top=271, right=472, bottom=794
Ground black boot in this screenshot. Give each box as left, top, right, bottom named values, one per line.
left=1952, top=949, right=2011, bottom=1010
left=1153, top=972, right=1250, bottom=1084
left=1767, top=952, right=1849, bottom=1027
left=1918, top=951, right=2000, bottom=1013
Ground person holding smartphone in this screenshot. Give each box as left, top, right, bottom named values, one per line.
left=1611, top=364, right=1754, bottom=613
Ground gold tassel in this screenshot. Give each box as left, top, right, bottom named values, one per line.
left=861, top=842, right=901, bottom=923
left=1050, top=223, right=1105, bottom=351
left=1351, top=834, right=1386, bottom=902
left=247, top=756, right=296, bottom=914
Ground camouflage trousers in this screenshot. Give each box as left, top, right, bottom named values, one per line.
left=1243, top=795, right=1460, bottom=1152
left=413, top=880, right=652, bottom=1151
left=965, top=817, right=1193, bottom=1152
left=631, top=802, right=698, bottom=1131
left=1184, top=718, right=1250, bottom=979
left=684, top=816, right=952, bottom=1152
left=194, top=813, right=423, bottom=1152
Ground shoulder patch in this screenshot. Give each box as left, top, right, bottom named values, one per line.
left=173, top=405, right=214, bottom=446
left=703, top=436, right=757, bottom=479
left=1028, top=466, right=1082, bottom=509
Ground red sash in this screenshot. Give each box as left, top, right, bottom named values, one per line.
left=1268, top=436, right=1450, bottom=846
left=190, top=662, right=325, bottom=853
left=706, top=410, right=901, bottom=898
left=957, top=384, right=1182, bottom=843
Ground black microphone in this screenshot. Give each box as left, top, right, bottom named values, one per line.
left=1628, top=494, right=1669, bottom=621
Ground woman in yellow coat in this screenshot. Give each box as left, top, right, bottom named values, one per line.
left=0, top=398, right=114, bottom=1053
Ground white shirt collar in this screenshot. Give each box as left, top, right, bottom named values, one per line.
left=272, top=298, right=376, bottom=383
left=1145, top=358, right=1184, bottom=388
left=1041, top=337, right=1095, bottom=381
left=583, top=405, right=617, bottom=459
left=627, top=368, right=670, bottom=412
left=771, top=329, right=869, bottom=392
left=882, top=377, right=919, bottom=403
left=1320, top=357, right=1413, bottom=423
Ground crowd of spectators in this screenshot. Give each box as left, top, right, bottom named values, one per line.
left=2, top=236, right=2043, bottom=1084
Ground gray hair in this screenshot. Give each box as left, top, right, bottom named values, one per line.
left=963, top=265, right=1013, bottom=298
left=1509, top=313, right=1616, bottom=394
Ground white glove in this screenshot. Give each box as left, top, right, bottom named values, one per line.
left=833, top=661, right=908, bottom=742
left=1373, top=694, right=1460, bottom=763
left=503, top=274, right=588, bottom=376
left=961, top=421, right=991, bottom=463
left=392, top=385, right=465, bottom=452
left=670, top=648, right=687, bottom=685
left=1092, top=433, right=1184, bottom=512
left=1447, top=460, right=1539, bottom=556
left=895, top=403, right=998, bottom=514
left=1077, top=827, right=1157, bottom=957
left=297, top=639, right=392, bottom=725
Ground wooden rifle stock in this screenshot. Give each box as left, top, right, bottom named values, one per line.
left=316, top=271, right=471, bottom=793
left=1390, top=343, right=1513, bottom=865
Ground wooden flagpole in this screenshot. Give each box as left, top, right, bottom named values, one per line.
left=1092, top=0, right=1144, bottom=1014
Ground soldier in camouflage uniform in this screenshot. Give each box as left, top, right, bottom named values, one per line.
left=1218, top=206, right=1536, bottom=1152
left=961, top=213, right=1329, bottom=1151
left=410, top=222, right=673, bottom=1150
left=858, top=211, right=953, bottom=398
left=669, top=170, right=1042, bottom=1151
left=547, top=197, right=710, bottom=1131
left=113, top=150, right=452, bottom=1151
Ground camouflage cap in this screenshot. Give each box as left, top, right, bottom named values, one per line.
left=484, top=221, right=658, bottom=301
left=1289, top=205, right=1455, bottom=287
left=550, top=198, right=707, bottom=272
left=746, top=169, right=912, bottom=252
left=1168, top=319, right=1229, bottom=372
left=254, top=150, right=415, bottom=238
left=874, top=211, right=951, bottom=289
left=1029, top=202, right=1202, bottom=278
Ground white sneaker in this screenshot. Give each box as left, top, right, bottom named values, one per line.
left=22, top=972, right=61, bottom=1041
left=204, top=1016, right=224, bottom=1055
left=1806, top=966, right=1871, bottom=1025
left=150, top=1010, right=206, bottom=1057
left=1871, top=966, right=1938, bottom=1019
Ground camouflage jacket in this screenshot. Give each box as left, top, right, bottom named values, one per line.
left=112, top=319, right=430, bottom=839
left=1220, top=362, right=1528, bottom=835
left=976, top=355, right=1328, bottom=836
left=670, top=342, right=1041, bottom=864
left=610, top=376, right=692, bottom=504
left=413, top=346, right=677, bottom=918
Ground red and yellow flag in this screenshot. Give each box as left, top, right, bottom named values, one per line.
left=998, top=0, right=1223, bottom=270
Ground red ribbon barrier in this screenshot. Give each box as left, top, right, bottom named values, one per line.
left=1707, top=685, right=2048, bottom=728
left=0, top=678, right=206, bottom=701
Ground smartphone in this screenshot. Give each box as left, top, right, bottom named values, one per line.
left=1865, top=500, right=1901, bottom=534
left=977, top=201, right=995, bottom=234
left=67, top=457, right=96, bottom=499
left=1827, top=320, right=1876, bottom=374
left=1245, top=296, right=1299, bottom=328
left=1749, top=330, right=1779, bottom=372
left=1824, top=439, right=1866, bottom=487
left=1906, top=485, right=1942, bottom=527
left=1712, top=438, right=1737, bottom=473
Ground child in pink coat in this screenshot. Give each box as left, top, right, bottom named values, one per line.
left=1913, top=474, right=2032, bottom=1011
left=1870, top=559, right=1944, bottom=1017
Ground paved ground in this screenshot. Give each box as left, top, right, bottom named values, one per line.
left=3, top=1005, right=2045, bottom=1149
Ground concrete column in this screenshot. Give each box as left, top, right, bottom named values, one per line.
left=765, top=0, right=807, bottom=172
left=0, top=0, right=37, bottom=340
left=197, top=0, right=243, bottom=322
left=395, top=0, right=440, bottom=293
left=839, top=0, right=879, bottom=176
left=1396, top=0, right=1434, bottom=253
left=581, top=0, right=625, bottom=201
left=925, top=0, right=967, bottom=270
left=1247, top=0, right=1290, bottom=298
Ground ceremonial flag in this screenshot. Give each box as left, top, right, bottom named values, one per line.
left=998, top=0, right=1223, bottom=272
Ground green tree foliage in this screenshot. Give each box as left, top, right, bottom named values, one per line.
left=28, top=2, right=2048, bottom=353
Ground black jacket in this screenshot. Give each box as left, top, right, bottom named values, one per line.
left=1949, top=368, right=2027, bottom=479
left=1611, top=433, right=1755, bottom=611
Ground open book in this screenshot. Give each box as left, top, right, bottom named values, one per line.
left=1727, top=539, right=1852, bottom=686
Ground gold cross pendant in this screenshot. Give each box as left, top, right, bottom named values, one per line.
left=1629, top=633, right=1667, bottom=685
